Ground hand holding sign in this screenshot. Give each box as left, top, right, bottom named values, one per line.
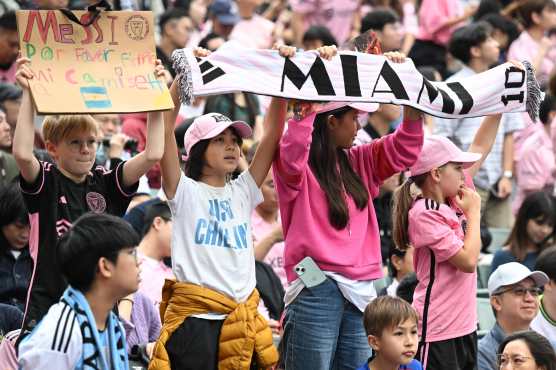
left=15, top=57, right=33, bottom=91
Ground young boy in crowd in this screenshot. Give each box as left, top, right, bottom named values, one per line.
left=18, top=213, right=141, bottom=369
left=12, top=57, right=165, bottom=340
left=358, top=296, right=423, bottom=370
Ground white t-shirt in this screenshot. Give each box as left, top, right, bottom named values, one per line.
left=168, top=171, right=263, bottom=304
left=531, top=297, right=556, bottom=343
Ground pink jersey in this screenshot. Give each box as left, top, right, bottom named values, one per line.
left=137, top=250, right=175, bottom=307
left=409, top=174, right=477, bottom=342
left=416, top=0, right=463, bottom=46
left=507, top=31, right=556, bottom=88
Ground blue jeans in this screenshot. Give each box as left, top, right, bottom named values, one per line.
left=279, top=278, right=371, bottom=370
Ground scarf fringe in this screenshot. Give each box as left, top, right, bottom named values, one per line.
left=523, top=60, right=542, bottom=122
left=171, top=48, right=193, bottom=105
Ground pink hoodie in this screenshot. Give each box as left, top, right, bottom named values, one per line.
left=273, top=113, right=424, bottom=282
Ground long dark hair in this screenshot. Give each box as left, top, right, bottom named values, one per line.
left=308, top=107, right=369, bottom=230
left=507, top=191, right=556, bottom=261
left=392, top=174, right=428, bottom=250
left=498, top=331, right=556, bottom=370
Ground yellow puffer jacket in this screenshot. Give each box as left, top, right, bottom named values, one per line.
left=149, top=280, right=279, bottom=370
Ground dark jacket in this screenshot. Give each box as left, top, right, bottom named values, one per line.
left=0, top=234, right=33, bottom=312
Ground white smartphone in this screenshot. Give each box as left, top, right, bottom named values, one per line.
left=293, top=256, right=327, bottom=288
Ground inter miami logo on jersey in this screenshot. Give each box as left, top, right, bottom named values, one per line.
left=196, top=57, right=226, bottom=85
left=211, top=113, right=231, bottom=123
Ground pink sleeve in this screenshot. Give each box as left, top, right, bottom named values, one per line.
left=517, top=147, right=553, bottom=191
left=273, top=114, right=315, bottom=195
left=418, top=0, right=451, bottom=36
left=288, top=0, right=318, bottom=14
left=350, top=118, right=424, bottom=195
left=411, top=208, right=464, bottom=262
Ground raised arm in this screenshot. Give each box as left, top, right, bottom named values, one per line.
left=122, top=60, right=167, bottom=187
left=12, top=57, right=40, bottom=183
left=466, top=114, right=502, bottom=179
left=160, top=78, right=182, bottom=200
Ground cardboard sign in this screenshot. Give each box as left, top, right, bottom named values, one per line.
left=16, top=10, right=174, bottom=114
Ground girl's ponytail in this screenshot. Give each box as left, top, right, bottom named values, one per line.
left=392, top=174, right=426, bottom=250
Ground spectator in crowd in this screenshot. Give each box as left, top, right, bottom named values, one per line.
left=198, top=32, right=226, bottom=51
left=0, top=184, right=32, bottom=313
left=118, top=290, right=161, bottom=364
left=157, top=8, right=193, bottom=78
left=230, top=0, right=276, bottom=49
left=33, top=0, right=69, bottom=9
left=531, top=247, right=556, bottom=342
left=357, top=296, right=423, bottom=370
left=361, top=8, right=404, bottom=52
left=381, top=245, right=414, bottom=297
left=491, top=192, right=556, bottom=273
left=408, top=0, right=477, bottom=77
left=0, top=82, right=21, bottom=136
left=497, top=331, right=556, bottom=370
left=508, top=0, right=556, bottom=89
left=396, top=272, right=418, bottom=304
left=435, top=22, right=523, bottom=229
left=289, top=0, right=359, bottom=47
left=12, top=58, right=165, bottom=342
left=252, top=170, right=286, bottom=287
left=203, top=92, right=263, bottom=139
left=0, top=108, right=11, bottom=153
left=474, top=0, right=502, bottom=21
left=18, top=213, right=141, bottom=369
left=275, top=51, right=424, bottom=368
left=480, top=13, right=520, bottom=62
left=302, top=25, right=338, bottom=50
left=478, top=262, right=549, bottom=370
left=0, top=11, right=18, bottom=84
left=136, top=200, right=174, bottom=307
left=208, top=0, right=240, bottom=39
left=513, top=95, right=556, bottom=214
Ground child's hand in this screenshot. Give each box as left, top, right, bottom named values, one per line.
left=154, top=59, right=172, bottom=84
left=193, top=47, right=211, bottom=58
left=383, top=51, right=406, bottom=63
left=454, top=186, right=481, bottom=217
left=15, top=57, right=33, bottom=90
left=273, top=43, right=296, bottom=58
left=292, top=100, right=322, bottom=121
left=315, top=45, right=337, bottom=60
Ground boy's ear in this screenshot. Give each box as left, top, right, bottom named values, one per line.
left=45, top=141, right=58, bottom=159
left=490, top=295, right=502, bottom=314
left=98, top=256, right=115, bottom=279
left=470, top=45, right=481, bottom=60
left=367, top=334, right=381, bottom=352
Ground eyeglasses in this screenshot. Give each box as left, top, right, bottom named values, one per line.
left=493, top=286, right=542, bottom=297
left=497, top=354, right=533, bottom=368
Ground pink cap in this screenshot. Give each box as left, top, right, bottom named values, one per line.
left=409, top=135, right=481, bottom=177
left=317, top=102, right=379, bottom=114
left=183, top=113, right=252, bottom=159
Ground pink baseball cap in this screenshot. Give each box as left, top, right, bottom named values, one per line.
left=183, top=113, right=252, bottom=160
left=317, top=102, right=379, bottom=114
left=409, top=135, right=481, bottom=177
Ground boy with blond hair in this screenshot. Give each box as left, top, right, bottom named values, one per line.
left=358, top=296, right=423, bottom=370
left=12, top=57, right=166, bottom=341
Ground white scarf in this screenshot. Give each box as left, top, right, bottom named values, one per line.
left=172, top=43, right=541, bottom=120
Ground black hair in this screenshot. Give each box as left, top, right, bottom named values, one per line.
left=198, top=32, right=224, bottom=51
left=512, top=0, right=556, bottom=29
left=396, top=272, right=418, bottom=304
left=474, top=0, right=502, bottom=21
left=141, top=200, right=172, bottom=237
left=184, top=127, right=243, bottom=180
left=302, top=25, right=338, bottom=47
left=498, top=331, right=556, bottom=370
left=159, top=8, right=189, bottom=35
left=0, top=11, right=16, bottom=31
left=449, top=21, right=493, bottom=64
left=481, top=13, right=520, bottom=45
left=507, top=192, right=556, bottom=261
left=417, top=66, right=441, bottom=82
left=0, top=83, right=22, bottom=108
left=57, top=213, right=140, bottom=292
left=309, top=107, right=369, bottom=229
left=539, top=94, right=556, bottom=124
left=361, top=8, right=399, bottom=33
left=0, top=183, right=29, bottom=228
left=535, top=246, right=556, bottom=281
left=388, top=245, right=407, bottom=278
left=175, top=117, right=194, bottom=150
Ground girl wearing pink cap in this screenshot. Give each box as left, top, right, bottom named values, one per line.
left=392, top=114, right=503, bottom=370
left=273, top=50, right=425, bottom=368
